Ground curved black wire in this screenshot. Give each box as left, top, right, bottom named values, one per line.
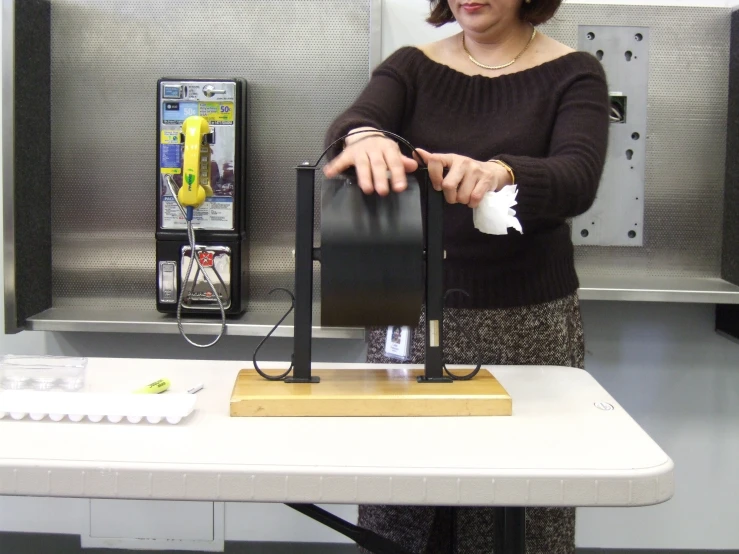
left=314, top=129, right=429, bottom=171
left=252, top=288, right=296, bottom=381
left=442, top=289, right=483, bottom=381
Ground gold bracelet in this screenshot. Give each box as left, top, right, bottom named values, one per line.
left=489, top=159, right=516, bottom=185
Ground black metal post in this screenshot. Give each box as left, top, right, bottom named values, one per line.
left=494, top=507, right=526, bottom=554
left=286, top=164, right=319, bottom=383
left=419, top=175, right=451, bottom=383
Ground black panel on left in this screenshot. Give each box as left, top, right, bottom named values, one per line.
left=10, top=0, right=52, bottom=330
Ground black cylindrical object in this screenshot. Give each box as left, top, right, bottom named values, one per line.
left=320, top=173, right=425, bottom=327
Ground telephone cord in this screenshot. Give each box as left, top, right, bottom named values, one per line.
left=165, top=175, right=226, bottom=348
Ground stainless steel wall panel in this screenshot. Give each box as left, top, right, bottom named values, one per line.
left=543, top=6, right=730, bottom=279
left=49, top=0, right=372, bottom=315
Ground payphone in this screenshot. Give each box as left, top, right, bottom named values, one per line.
left=155, top=78, right=248, bottom=334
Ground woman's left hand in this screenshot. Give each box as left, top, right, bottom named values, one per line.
left=415, top=149, right=511, bottom=209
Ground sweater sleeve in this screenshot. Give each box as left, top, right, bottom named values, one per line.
left=324, top=48, right=414, bottom=159
left=496, top=60, right=610, bottom=220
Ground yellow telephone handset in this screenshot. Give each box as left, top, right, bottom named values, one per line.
left=178, top=115, right=212, bottom=215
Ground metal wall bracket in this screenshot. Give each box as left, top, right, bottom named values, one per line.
left=573, top=25, right=649, bottom=247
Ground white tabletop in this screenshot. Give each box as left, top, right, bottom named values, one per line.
left=0, top=358, right=673, bottom=508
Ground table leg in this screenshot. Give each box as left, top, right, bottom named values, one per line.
left=494, top=507, right=526, bottom=554
left=286, top=503, right=414, bottom=554
left=288, top=503, right=526, bottom=554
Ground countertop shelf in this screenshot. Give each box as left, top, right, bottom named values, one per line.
left=24, top=276, right=739, bottom=336
left=577, top=276, right=739, bottom=303
left=26, top=308, right=365, bottom=339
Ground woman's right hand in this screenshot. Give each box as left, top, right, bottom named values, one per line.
left=323, top=127, right=418, bottom=195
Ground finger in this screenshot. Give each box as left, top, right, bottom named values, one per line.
left=427, top=158, right=445, bottom=191
left=441, top=160, right=465, bottom=204
left=401, top=156, right=419, bottom=174
left=468, top=179, right=492, bottom=209
left=354, top=153, right=374, bottom=194
left=368, top=150, right=390, bottom=196
left=456, top=171, right=479, bottom=206
left=414, top=148, right=431, bottom=164
left=323, top=151, right=353, bottom=178
left=414, top=148, right=439, bottom=173
left=384, top=148, right=408, bottom=192
left=421, top=150, right=455, bottom=169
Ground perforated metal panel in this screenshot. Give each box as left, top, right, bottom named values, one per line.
left=542, top=5, right=730, bottom=279
left=48, top=3, right=732, bottom=318
left=723, top=9, right=739, bottom=284
left=49, top=0, right=371, bottom=313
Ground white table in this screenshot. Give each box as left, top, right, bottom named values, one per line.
left=0, top=358, right=674, bottom=553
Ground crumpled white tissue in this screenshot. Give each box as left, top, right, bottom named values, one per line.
left=472, top=185, right=523, bottom=235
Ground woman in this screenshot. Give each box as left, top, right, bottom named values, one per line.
left=324, top=0, right=609, bottom=552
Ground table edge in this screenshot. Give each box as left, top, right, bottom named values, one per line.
left=0, top=458, right=674, bottom=507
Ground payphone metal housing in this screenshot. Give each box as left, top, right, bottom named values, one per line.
left=155, top=78, right=248, bottom=316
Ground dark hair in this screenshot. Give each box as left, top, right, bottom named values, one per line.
left=427, top=0, right=561, bottom=27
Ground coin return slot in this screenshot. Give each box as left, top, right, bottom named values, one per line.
left=610, top=95, right=626, bottom=123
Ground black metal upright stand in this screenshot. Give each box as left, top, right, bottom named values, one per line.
left=419, top=173, right=452, bottom=383
left=288, top=168, right=454, bottom=385
left=286, top=163, right=320, bottom=383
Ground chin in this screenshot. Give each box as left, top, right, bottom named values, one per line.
left=457, top=17, right=500, bottom=36
left=453, top=5, right=503, bottom=30
left=459, top=18, right=497, bottom=33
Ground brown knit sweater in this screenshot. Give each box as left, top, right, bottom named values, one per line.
left=325, top=47, right=610, bottom=309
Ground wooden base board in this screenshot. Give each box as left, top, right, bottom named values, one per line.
left=230, top=368, right=511, bottom=417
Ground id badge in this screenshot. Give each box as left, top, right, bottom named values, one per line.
left=385, top=326, right=413, bottom=361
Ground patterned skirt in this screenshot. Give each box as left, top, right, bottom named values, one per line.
left=360, top=293, right=584, bottom=554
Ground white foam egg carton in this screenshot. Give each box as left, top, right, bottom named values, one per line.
left=0, top=390, right=197, bottom=424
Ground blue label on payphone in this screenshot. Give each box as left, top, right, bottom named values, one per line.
left=162, top=102, right=198, bottom=125
left=160, top=144, right=182, bottom=170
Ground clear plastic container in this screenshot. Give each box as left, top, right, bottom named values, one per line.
left=0, top=355, right=87, bottom=392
